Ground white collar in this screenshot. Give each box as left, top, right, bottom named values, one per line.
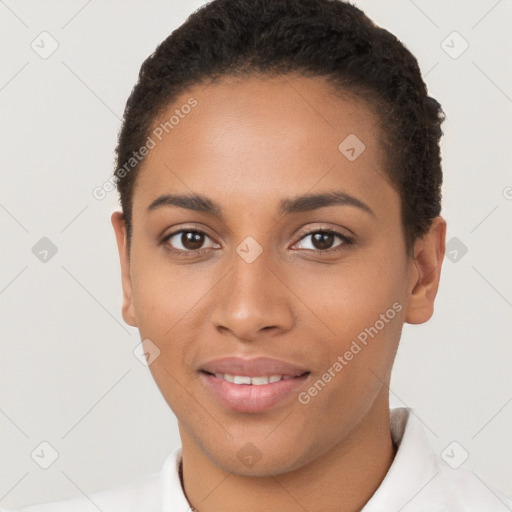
left=362, top=407, right=438, bottom=510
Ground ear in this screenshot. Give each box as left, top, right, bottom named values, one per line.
left=404, top=216, right=446, bottom=325
left=111, top=211, right=137, bottom=327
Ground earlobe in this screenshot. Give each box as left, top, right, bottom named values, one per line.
left=404, top=216, right=446, bottom=325
left=111, top=211, right=138, bottom=328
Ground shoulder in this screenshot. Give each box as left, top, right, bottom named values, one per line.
left=1, top=472, right=160, bottom=512
left=364, top=408, right=512, bottom=511
left=420, top=456, right=512, bottom=511
left=1, top=446, right=188, bottom=512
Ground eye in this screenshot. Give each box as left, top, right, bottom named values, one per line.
left=293, top=229, right=353, bottom=253
left=162, top=229, right=221, bottom=255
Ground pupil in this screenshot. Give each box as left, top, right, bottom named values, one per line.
left=312, top=232, right=333, bottom=250
left=183, top=232, right=204, bottom=250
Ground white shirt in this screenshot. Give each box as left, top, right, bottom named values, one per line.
left=4, top=408, right=511, bottom=511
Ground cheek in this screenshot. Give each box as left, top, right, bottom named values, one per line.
left=292, top=250, right=407, bottom=334
left=289, top=247, right=408, bottom=395
left=131, top=254, right=201, bottom=411
left=129, top=245, right=211, bottom=338
left=128, top=248, right=219, bottom=395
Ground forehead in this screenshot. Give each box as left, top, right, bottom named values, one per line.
left=132, top=73, right=395, bottom=217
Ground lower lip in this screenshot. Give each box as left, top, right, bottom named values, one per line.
left=200, top=371, right=310, bottom=413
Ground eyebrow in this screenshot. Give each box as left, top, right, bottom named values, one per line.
left=146, top=190, right=375, bottom=218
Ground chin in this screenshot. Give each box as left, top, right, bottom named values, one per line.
left=219, top=453, right=303, bottom=478
left=202, top=436, right=315, bottom=478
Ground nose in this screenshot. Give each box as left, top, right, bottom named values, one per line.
left=209, top=249, right=295, bottom=341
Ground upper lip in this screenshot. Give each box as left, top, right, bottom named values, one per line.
left=200, top=356, right=309, bottom=378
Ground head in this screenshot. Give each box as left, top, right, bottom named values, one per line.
left=111, top=0, right=446, bottom=477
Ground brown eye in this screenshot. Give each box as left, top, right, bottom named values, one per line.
left=163, top=229, right=221, bottom=255
left=293, top=229, right=352, bottom=253
left=311, top=232, right=336, bottom=250
left=181, top=231, right=205, bottom=250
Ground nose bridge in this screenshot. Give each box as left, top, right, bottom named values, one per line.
left=209, top=240, right=294, bottom=339
left=231, top=243, right=272, bottom=299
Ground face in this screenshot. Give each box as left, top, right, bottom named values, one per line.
left=112, top=73, right=445, bottom=477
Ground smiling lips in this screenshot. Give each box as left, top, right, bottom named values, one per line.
left=210, top=373, right=297, bottom=385
left=200, top=356, right=310, bottom=413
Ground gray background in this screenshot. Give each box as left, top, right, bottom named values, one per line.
left=1, top=0, right=511, bottom=508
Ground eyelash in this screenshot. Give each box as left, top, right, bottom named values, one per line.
left=161, top=227, right=354, bottom=257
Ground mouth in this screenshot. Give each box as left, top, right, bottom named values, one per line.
left=199, top=370, right=311, bottom=413
left=202, top=370, right=309, bottom=385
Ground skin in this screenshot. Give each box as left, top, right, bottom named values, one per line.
left=112, top=73, right=446, bottom=512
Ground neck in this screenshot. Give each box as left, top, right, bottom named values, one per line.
left=179, top=397, right=396, bottom=512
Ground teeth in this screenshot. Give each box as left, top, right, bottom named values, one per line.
left=213, top=373, right=289, bottom=385
left=233, top=375, right=251, bottom=385
left=251, top=376, right=271, bottom=385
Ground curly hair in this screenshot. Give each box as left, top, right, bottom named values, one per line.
left=114, top=0, right=444, bottom=253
